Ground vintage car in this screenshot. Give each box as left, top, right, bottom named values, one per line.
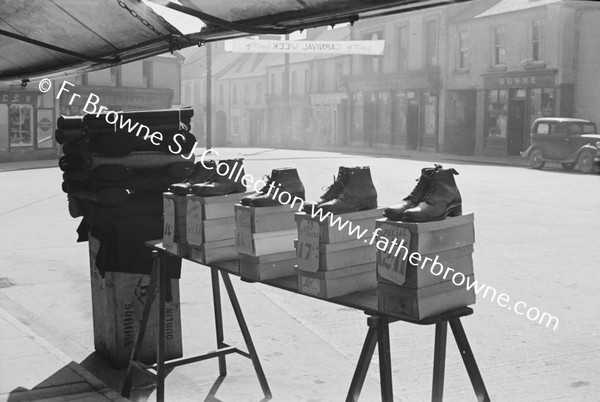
left=521, top=117, right=600, bottom=173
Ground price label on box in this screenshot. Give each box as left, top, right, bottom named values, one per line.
left=235, top=208, right=253, bottom=254
left=163, top=197, right=176, bottom=253
left=297, top=219, right=320, bottom=272
left=186, top=198, right=203, bottom=246
left=300, top=276, right=321, bottom=297
left=376, top=224, right=411, bottom=285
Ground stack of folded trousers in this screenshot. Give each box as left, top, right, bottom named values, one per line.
left=57, top=108, right=198, bottom=277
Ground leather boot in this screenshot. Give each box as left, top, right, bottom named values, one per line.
left=316, top=166, right=377, bottom=214
left=241, top=167, right=305, bottom=207
left=190, top=158, right=246, bottom=196
left=303, top=166, right=353, bottom=213
left=383, top=165, right=442, bottom=221
left=402, top=167, right=462, bottom=222
left=170, top=160, right=216, bottom=195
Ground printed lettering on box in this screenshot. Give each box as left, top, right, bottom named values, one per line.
left=376, top=223, right=411, bottom=285
left=163, top=197, right=176, bottom=251
left=186, top=198, right=203, bottom=245
left=297, top=220, right=320, bottom=272
left=300, top=276, right=321, bottom=296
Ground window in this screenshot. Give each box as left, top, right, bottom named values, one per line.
left=256, top=82, right=262, bottom=104
left=291, top=71, right=297, bottom=94
left=305, top=69, right=311, bottom=93
left=232, top=83, right=238, bottom=104
left=9, top=104, right=34, bottom=147
left=270, top=73, right=276, bottom=94
left=532, top=20, right=545, bottom=61
left=110, top=66, right=121, bottom=86
left=143, top=61, right=153, bottom=88
left=424, top=20, right=438, bottom=66
left=569, top=123, right=596, bottom=135
left=244, top=83, right=249, bottom=104
left=458, top=31, right=469, bottom=69
left=334, top=62, right=344, bottom=90
left=317, top=63, right=325, bottom=91
left=536, top=123, right=550, bottom=134
left=486, top=89, right=508, bottom=137
left=493, top=27, right=506, bottom=65
left=397, top=25, right=408, bottom=71
left=363, top=31, right=383, bottom=73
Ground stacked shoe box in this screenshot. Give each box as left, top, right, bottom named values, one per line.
left=235, top=204, right=299, bottom=281
left=163, top=192, right=189, bottom=256
left=375, top=214, right=476, bottom=320
left=57, top=108, right=196, bottom=366
left=294, top=208, right=383, bottom=299
left=185, top=192, right=250, bottom=269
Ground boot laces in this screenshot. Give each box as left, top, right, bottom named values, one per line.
left=258, top=175, right=272, bottom=193
left=422, top=180, right=437, bottom=203
left=407, top=175, right=430, bottom=202
left=321, top=174, right=341, bottom=200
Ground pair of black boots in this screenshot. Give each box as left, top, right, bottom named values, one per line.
left=169, top=159, right=246, bottom=196
left=239, top=166, right=378, bottom=214
left=383, top=165, right=462, bottom=222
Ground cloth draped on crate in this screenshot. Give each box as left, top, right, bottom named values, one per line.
left=77, top=215, right=182, bottom=280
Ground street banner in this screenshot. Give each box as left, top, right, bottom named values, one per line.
left=230, top=38, right=385, bottom=55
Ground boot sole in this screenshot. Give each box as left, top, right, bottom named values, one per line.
left=402, top=204, right=462, bottom=223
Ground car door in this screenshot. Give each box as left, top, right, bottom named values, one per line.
left=531, top=121, right=552, bottom=158
left=541, top=122, right=570, bottom=159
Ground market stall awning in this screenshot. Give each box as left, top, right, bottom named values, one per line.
left=0, top=0, right=469, bottom=83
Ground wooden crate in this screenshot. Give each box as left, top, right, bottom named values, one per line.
left=189, top=238, right=238, bottom=265
left=163, top=192, right=188, bottom=255
left=377, top=276, right=476, bottom=320
left=235, top=228, right=296, bottom=256
left=375, top=214, right=475, bottom=286
left=234, top=204, right=298, bottom=234
left=297, top=263, right=377, bottom=299
left=239, top=250, right=298, bottom=281
left=295, top=208, right=384, bottom=244
left=88, top=236, right=183, bottom=368
left=297, top=237, right=377, bottom=272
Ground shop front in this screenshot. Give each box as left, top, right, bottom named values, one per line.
left=308, top=93, right=347, bottom=146
left=482, top=70, right=559, bottom=156
left=348, top=69, right=440, bottom=151
left=0, top=89, right=57, bottom=162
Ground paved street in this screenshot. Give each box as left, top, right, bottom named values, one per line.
left=0, top=147, right=598, bottom=401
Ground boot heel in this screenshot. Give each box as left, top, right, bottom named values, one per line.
left=447, top=205, right=462, bottom=217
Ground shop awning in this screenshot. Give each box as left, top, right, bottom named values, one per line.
left=0, top=0, right=469, bottom=83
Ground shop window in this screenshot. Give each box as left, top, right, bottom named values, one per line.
left=530, top=87, right=555, bottom=122
left=110, top=66, right=122, bottom=87
left=424, top=92, right=437, bottom=136
left=394, top=92, right=408, bottom=140
left=532, top=20, right=545, bottom=61
left=9, top=104, right=34, bottom=147
left=334, top=62, right=344, bottom=90
left=232, top=116, right=240, bottom=136
left=424, top=20, right=438, bottom=67
left=486, top=89, right=508, bottom=137
left=143, top=61, right=153, bottom=88
left=397, top=25, right=408, bottom=71
left=458, top=31, right=469, bottom=70
left=493, top=27, right=506, bottom=66
left=362, top=31, right=383, bottom=73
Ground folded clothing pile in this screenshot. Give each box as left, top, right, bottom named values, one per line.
left=57, top=108, right=198, bottom=277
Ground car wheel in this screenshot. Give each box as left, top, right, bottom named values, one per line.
left=561, top=162, right=576, bottom=171
left=577, top=150, right=595, bottom=173
left=529, top=148, right=545, bottom=169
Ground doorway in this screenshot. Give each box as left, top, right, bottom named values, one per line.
left=507, top=89, right=526, bottom=155
left=406, top=99, right=419, bottom=150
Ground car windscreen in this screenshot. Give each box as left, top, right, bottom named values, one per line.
left=582, top=123, right=597, bottom=134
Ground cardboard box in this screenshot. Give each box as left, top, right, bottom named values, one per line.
left=377, top=276, right=476, bottom=320
left=234, top=204, right=298, bottom=234
left=297, top=263, right=377, bottom=299
left=163, top=192, right=188, bottom=254
left=239, top=250, right=298, bottom=281
left=297, top=238, right=377, bottom=272
left=89, top=236, right=183, bottom=368
left=295, top=208, right=384, bottom=244
left=375, top=214, right=475, bottom=286
left=189, top=238, right=238, bottom=265
left=235, top=228, right=296, bottom=256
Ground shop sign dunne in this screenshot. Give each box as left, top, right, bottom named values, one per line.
left=0, top=91, right=37, bottom=104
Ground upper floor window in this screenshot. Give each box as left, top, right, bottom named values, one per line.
left=532, top=20, right=545, bottom=61
left=110, top=66, right=121, bottom=87
left=244, top=83, right=249, bottom=104
left=142, top=61, right=153, bottom=88
left=317, top=63, right=325, bottom=91
left=291, top=71, right=298, bottom=94
left=363, top=31, right=383, bottom=73
left=397, top=25, right=408, bottom=71
left=458, top=31, right=469, bottom=69
left=304, top=69, right=311, bottom=93
left=270, top=73, right=276, bottom=94
left=334, top=62, right=344, bottom=90
left=493, top=26, right=506, bottom=65
left=256, top=82, right=262, bottom=104
left=424, top=20, right=438, bottom=66
left=232, top=83, right=238, bottom=104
